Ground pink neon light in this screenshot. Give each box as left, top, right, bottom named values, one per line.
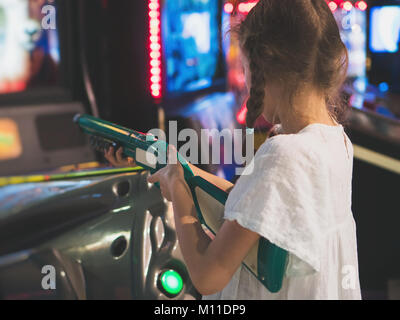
left=224, top=3, right=234, bottom=14
left=356, top=1, right=367, bottom=11
left=149, top=0, right=162, bottom=99
left=236, top=104, right=248, bottom=125
left=342, top=1, right=353, bottom=11
left=238, top=1, right=258, bottom=14
left=328, top=1, right=338, bottom=12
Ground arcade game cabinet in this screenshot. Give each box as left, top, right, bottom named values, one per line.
left=0, top=0, right=96, bottom=176
left=0, top=0, right=199, bottom=300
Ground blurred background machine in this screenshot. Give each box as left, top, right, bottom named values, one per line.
left=0, top=0, right=399, bottom=299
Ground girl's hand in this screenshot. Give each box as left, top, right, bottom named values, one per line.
left=147, top=145, right=185, bottom=201
left=104, top=146, right=136, bottom=168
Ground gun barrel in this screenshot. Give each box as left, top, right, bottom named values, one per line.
left=75, top=114, right=132, bottom=144
left=73, top=114, right=82, bottom=124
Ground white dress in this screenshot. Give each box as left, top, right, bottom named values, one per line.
left=203, top=123, right=362, bottom=300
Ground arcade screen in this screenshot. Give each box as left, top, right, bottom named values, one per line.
left=162, top=0, right=221, bottom=94
left=333, top=6, right=367, bottom=78
left=0, top=0, right=60, bottom=95
left=370, top=6, right=400, bottom=53
left=0, top=118, right=22, bottom=161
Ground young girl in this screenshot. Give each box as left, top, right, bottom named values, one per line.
left=106, top=0, right=361, bottom=300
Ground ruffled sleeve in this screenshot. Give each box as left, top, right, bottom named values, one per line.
left=224, top=137, right=326, bottom=273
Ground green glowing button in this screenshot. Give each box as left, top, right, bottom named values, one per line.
left=160, top=270, right=183, bottom=296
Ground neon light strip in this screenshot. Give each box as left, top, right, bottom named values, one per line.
left=326, top=1, right=367, bottom=12
left=238, top=1, right=258, bottom=14
left=0, top=167, right=145, bottom=187
left=149, top=0, right=162, bottom=99
left=225, top=1, right=367, bottom=16
left=353, top=145, right=400, bottom=175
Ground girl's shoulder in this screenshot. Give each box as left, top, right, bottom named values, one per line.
left=255, top=123, right=350, bottom=169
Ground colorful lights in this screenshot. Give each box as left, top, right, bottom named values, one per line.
left=355, top=1, right=367, bottom=11
left=379, top=82, right=389, bottom=93
left=342, top=1, right=353, bottom=11
left=227, top=1, right=367, bottom=16
left=148, top=0, right=162, bottom=99
left=236, top=103, right=248, bottom=125
left=224, top=2, right=234, bottom=14
left=328, top=1, right=338, bottom=12
left=158, top=270, right=183, bottom=296
left=326, top=1, right=367, bottom=13
left=227, top=1, right=366, bottom=16
left=224, top=1, right=259, bottom=15
left=150, top=60, right=161, bottom=67
left=238, top=1, right=258, bottom=14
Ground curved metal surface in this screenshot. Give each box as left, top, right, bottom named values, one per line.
left=349, top=107, right=400, bottom=151
left=0, top=170, right=199, bottom=300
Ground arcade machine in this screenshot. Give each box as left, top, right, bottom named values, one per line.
left=0, top=0, right=200, bottom=300
left=0, top=0, right=96, bottom=176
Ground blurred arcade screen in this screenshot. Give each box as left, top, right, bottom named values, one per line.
left=0, top=0, right=60, bottom=95
left=0, top=118, right=22, bottom=161
left=162, top=0, right=222, bottom=95
left=370, top=6, right=400, bottom=54
left=332, top=4, right=367, bottom=78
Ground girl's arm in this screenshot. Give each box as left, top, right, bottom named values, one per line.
left=169, top=177, right=259, bottom=295
left=148, top=147, right=260, bottom=295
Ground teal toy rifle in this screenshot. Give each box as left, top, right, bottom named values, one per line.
left=74, top=114, right=288, bottom=293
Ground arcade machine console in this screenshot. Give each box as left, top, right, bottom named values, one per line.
left=0, top=0, right=100, bottom=177
left=0, top=0, right=199, bottom=300
left=0, top=168, right=200, bottom=300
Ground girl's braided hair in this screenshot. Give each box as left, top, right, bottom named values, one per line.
left=232, top=0, right=349, bottom=128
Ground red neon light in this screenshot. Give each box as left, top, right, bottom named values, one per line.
left=150, top=52, right=161, bottom=59
left=328, top=1, right=338, bottom=12
left=236, top=104, right=248, bottom=125
left=238, top=1, right=258, bottom=14
left=355, top=1, right=367, bottom=11
left=149, top=0, right=162, bottom=99
left=149, top=11, right=159, bottom=18
left=150, top=43, right=161, bottom=51
left=342, top=1, right=353, bottom=11
left=224, top=3, right=234, bottom=14
left=151, top=68, right=161, bottom=75
left=149, top=2, right=159, bottom=10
